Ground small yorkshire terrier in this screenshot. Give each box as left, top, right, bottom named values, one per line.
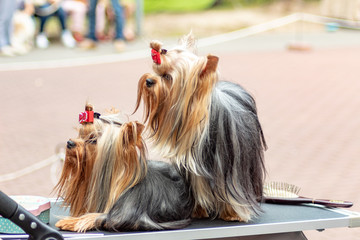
left=134, top=33, right=267, bottom=222
left=55, top=104, right=193, bottom=232
left=54, top=104, right=101, bottom=217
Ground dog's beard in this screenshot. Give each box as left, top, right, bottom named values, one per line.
left=55, top=140, right=97, bottom=217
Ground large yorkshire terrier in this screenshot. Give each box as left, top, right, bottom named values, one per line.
left=55, top=104, right=193, bottom=232
left=134, top=33, right=267, bottom=222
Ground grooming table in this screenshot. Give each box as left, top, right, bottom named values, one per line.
left=49, top=201, right=360, bottom=239
left=2, top=201, right=360, bottom=240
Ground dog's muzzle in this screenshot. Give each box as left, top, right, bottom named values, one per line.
left=146, top=78, right=155, bottom=88
left=67, top=140, right=76, bottom=149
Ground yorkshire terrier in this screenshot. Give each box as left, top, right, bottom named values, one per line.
left=54, top=103, right=103, bottom=217
left=134, top=33, right=267, bottom=222
left=55, top=104, right=193, bottom=232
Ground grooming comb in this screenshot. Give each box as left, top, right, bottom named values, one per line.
left=263, top=182, right=353, bottom=208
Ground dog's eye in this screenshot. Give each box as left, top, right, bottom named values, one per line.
left=86, top=134, right=98, bottom=144
left=86, top=138, right=97, bottom=144
left=162, top=74, right=172, bottom=81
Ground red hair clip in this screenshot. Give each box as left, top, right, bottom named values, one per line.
left=79, top=111, right=94, bottom=124
left=151, top=49, right=161, bottom=64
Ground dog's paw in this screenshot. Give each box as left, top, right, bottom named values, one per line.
left=219, top=213, right=244, bottom=222
left=56, top=213, right=100, bottom=232
left=191, top=205, right=209, bottom=219
left=219, top=205, right=250, bottom=222
left=55, top=218, right=78, bottom=232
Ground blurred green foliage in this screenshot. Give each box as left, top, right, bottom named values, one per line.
left=144, top=0, right=214, bottom=13
left=144, top=0, right=320, bottom=13
left=219, top=0, right=319, bottom=8
left=233, top=0, right=320, bottom=5
left=145, top=0, right=276, bottom=13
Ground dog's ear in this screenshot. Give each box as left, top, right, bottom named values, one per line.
left=200, top=55, right=219, bottom=78
left=135, top=122, right=144, bottom=148
left=120, top=122, right=133, bottom=147
left=135, top=121, right=144, bottom=136
left=122, top=122, right=143, bottom=146
left=179, top=32, right=196, bottom=53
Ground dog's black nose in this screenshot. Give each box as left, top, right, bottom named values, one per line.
left=67, top=140, right=76, bottom=149
left=146, top=78, right=154, bottom=88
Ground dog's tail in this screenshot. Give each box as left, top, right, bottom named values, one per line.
left=197, top=80, right=267, bottom=220
left=96, top=213, right=191, bottom=231
left=155, top=219, right=192, bottom=230
left=133, top=214, right=192, bottom=230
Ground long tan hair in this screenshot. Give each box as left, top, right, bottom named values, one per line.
left=87, top=121, right=147, bottom=213
left=54, top=124, right=100, bottom=216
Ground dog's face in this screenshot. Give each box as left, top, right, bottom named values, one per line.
left=147, top=33, right=219, bottom=105
left=65, top=138, right=86, bottom=170
left=134, top=73, right=171, bottom=131
left=58, top=129, right=98, bottom=189
left=65, top=121, right=99, bottom=173
left=65, top=136, right=97, bottom=173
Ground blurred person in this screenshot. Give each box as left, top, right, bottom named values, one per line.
left=61, top=0, right=87, bottom=42
left=121, top=0, right=135, bottom=41
left=62, top=0, right=115, bottom=42
left=33, top=0, right=76, bottom=48
left=95, top=0, right=110, bottom=41
left=80, top=0, right=126, bottom=52
left=92, top=0, right=119, bottom=41
left=0, top=0, right=17, bottom=56
left=104, top=0, right=135, bottom=41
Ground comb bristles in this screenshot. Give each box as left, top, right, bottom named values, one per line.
left=264, top=182, right=301, bottom=198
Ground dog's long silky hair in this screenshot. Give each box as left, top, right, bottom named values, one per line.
left=86, top=121, right=147, bottom=214
left=55, top=104, right=124, bottom=217
left=55, top=137, right=96, bottom=217
left=54, top=104, right=103, bottom=217
left=134, top=33, right=267, bottom=222
left=55, top=114, right=194, bottom=232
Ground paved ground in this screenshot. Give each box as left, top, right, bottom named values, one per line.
left=1, top=23, right=360, bottom=239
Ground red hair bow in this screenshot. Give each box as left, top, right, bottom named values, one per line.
left=151, top=49, right=161, bottom=64
left=79, top=111, right=94, bottom=124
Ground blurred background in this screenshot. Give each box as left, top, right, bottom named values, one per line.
left=1, top=0, right=360, bottom=239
